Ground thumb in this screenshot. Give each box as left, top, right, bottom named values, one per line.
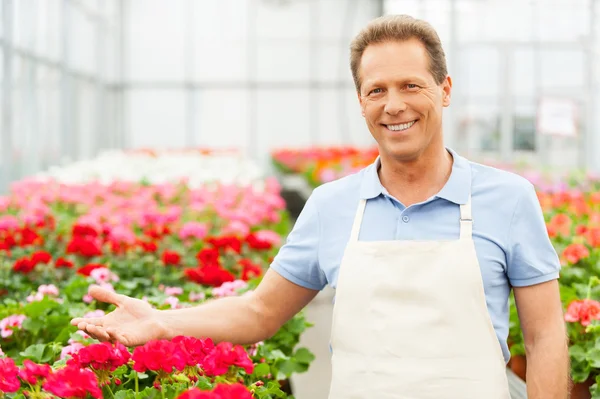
left=88, top=285, right=124, bottom=306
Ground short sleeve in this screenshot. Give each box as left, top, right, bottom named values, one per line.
left=506, top=182, right=561, bottom=287
left=270, top=192, right=328, bottom=291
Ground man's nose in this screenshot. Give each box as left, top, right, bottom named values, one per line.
left=384, top=92, right=407, bottom=115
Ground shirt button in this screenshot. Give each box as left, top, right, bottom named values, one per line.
left=402, top=215, right=410, bottom=223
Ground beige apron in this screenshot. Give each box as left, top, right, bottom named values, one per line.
left=328, top=195, right=511, bottom=399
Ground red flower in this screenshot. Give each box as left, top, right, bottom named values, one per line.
left=177, top=384, right=253, bottom=399
left=245, top=233, right=272, bottom=251
left=196, top=248, right=220, bottom=266
left=77, top=263, right=106, bottom=277
left=31, top=250, right=52, bottom=266
left=13, top=257, right=35, bottom=274
left=72, top=224, right=99, bottom=238
left=172, top=336, right=215, bottom=367
left=162, top=250, right=182, bottom=266
left=565, top=299, right=600, bottom=326
left=18, top=359, right=51, bottom=385
left=562, top=243, right=590, bottom=265
left=66, top=236, right=102, bottom=257
left=42, top=364, right=101, bottom=399
left=55, top=257, right=74, bottom=269
left=203, top=342, right=254, bottom=376
left=0, top=357, right=21, bottom=393
left=207, top=236, right=242, bottom=254
left=240, top=259, right=263, bottom=281
left=185, top=266, right=235, bottom=287
left=132, top=340, right=187, bottom=373
left=139, top=241, right=158, bottom=253
left=18, top=227, right=43, bottom=246
left=72, top=342, right=131, bottom=371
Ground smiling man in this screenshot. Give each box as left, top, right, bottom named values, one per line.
left=72, top=15, right=568, bottom=399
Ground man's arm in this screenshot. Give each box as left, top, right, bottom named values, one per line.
left=159, top=268, right=320, bottom=344
left=514, top=279, right=569, bottom=398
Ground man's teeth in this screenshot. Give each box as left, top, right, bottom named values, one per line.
left=387, top=121, right=416, bottom=131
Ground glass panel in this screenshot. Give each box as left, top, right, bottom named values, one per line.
left=68, top=5, right=96, bottom=75
left=540, top=49, right=585, bottom=89
left=194, top=89, right=249, bottom=150
left=458, top=47, right=500, bottom=98
left=256, top=1, right=310, bottom=39
left=127, top=0, right=186, bottom=81
left=455, top=100, right=501, bottom=155
left=256, top=42, right=310, bottom=82
left=127, top=89, right=186, bottom=149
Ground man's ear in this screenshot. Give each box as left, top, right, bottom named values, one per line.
left=442, top=75, right=452, bottom=107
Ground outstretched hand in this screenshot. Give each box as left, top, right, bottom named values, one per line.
left=70, top=285, right=167, bottom=347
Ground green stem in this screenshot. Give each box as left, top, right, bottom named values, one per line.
left=161, top=383, right=166, bottom=399
left=106, top=384, right=116, bottom=399
left=135, top=371, right=139, bottom=394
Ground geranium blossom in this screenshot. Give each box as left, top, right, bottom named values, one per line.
left=0, top=314, right=26, bottom=338
left=565, top=299, right=600, bottom=326
left=0, top=357, right=20, bottom=393
left=42, top=364, right=101, bottom=399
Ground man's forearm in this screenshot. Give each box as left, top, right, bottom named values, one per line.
left=157, top=294, right=274, bottom=345
left=525, top=333, right=570, bottom=398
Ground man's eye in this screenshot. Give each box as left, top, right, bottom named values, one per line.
left=406, top=84, right=419, bottom=89
left=370, top=88, right=382, bottom=94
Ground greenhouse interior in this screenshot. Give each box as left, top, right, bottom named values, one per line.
left=1, top=0, right=600, bottom=398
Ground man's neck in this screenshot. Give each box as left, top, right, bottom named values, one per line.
left=377, top=145, right=453, bottom=207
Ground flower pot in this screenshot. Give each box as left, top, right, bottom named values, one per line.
left=570, top=378, right=594, bottom=399
left=508, top=355, right=527, bottom=381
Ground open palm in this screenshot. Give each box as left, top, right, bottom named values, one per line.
left=70, top=285, right=166, bottom=347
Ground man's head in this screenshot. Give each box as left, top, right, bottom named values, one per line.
left=350, top=15, right=452, bottom=162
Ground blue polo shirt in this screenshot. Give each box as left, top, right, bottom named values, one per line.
left=270, top=148, right=561, bottom=363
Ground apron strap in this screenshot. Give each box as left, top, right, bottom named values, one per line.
left=459, top=195, right=473, bottom=240
left=350, top=199, right=367, bottom=242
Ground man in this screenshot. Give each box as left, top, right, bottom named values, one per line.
left=72, top=15, right=568, bottom=398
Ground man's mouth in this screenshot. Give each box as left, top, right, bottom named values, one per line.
left=384, top=120, right=417, bottom=132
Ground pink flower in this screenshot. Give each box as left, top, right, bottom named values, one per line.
left=61, top=342, right=85, bottom=360
left=164, top=287, right=183, bottom=296
left=179, top=222, right=208, bottom=241
left=0, top=215, right=19, bottom=231
left=90, top=267, right=119, bottom=284
left=108, top=225, right=137, bottom=245
left=38, top=284, right=59, bottom=296
left=0, top=314, right=26, bottom=338
left=165, top=296, right=180, bottom=309
left=565, top=299, right=600, bottom=326
left=222, top=220, right=250, bottom=237
left=0, top=357, right=20, bottom=393
left=18, top=359, right=51, bottom=385
left=43, top=364, right=101, bottom=399
left=253, top=230, right=281, bottom=247
left=212, top=280, right=248, bottom=298
left=189, top=292, right=206, bottom=302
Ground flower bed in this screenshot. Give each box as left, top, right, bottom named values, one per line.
left=0, top=176, right=314, bottom=398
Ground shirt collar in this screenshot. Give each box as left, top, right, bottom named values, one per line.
left=359, top=147, right=472, bottom=205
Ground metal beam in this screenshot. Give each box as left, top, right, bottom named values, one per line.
left=1, top=0, right=13, bottom=194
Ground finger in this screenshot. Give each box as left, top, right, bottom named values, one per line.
left=107, top=328, right=132, bottom=347
left=88, top=285, right=125, bottom=306
left=86, top=324, right=111, bottom=342
left=74, top=318, right=104, bottom=327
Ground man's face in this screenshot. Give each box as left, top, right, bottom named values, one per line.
left=358, top=39, right=452, bottom=162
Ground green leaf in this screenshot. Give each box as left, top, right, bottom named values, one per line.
left=253, top=363, right=271, bottom=377
left=114, top=390, right=136, bottom=399
left=23, top=297, right=59, bottom=318
left=571, top=344, right=588, bottom=363
left=293, top=348, right=315, bottom=364
left=22, top=318, right=44, bottom=335
left=19, top=344, right=47, bottom=363
left=587, top=348, right=600, bottom=368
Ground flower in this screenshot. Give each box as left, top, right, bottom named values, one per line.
left=196, top=248, right=220, bottom=266
left=565, top=299, right=600, bottom=326
left=189, top=292, right=206, bottom=302
left=30, top=250, right=53, bottom=265
left=203, top=342, right=254, bottom=376
left=90, top=267, right=119, bottom=284
left=180, top=222, right=208, bottom=241
left=562, top=243, right=590, bottom=265
left=162, top=250, right=182, bottom=266
left=13, top=257, right=35, bottom=274
left=185, top=265, right=235, bottom=287
left=73, top=342, right=131, bottom=372
left=61, top=342, right=85, bottom=360
left=132, top=340, right=187, bottom=373
left=177, top=384, right=253, bottom=399
left=42, top=364, right=102, bottom=399
left=212, top=280, right=248, bottom=298
left=0, top=314, right=27, bottom=338
left=164, top=286, right=183, bottom=296
left=171, top=336, right=215, bottom=367
left=0, top=357, right=20, bottom=393
left=18, top=359, right=51, bottom=385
